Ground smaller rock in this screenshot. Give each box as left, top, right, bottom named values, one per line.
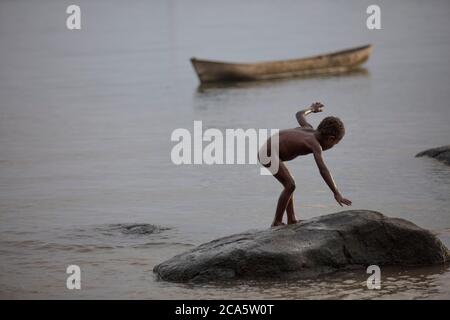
left=416, top=145, right=450, bottom=166
left=100, top=223, right=170, bottom=235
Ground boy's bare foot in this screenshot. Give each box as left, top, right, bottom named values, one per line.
left=271, top=221, right=286, bottom=227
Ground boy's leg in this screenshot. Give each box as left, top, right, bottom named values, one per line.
left=286, top=195, right=298, bottom=224
left=272, top=161, right=296, bottom=227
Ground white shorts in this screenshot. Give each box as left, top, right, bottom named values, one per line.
left=258, top=141, right=280, bottom=175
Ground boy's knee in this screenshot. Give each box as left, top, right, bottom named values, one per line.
left=285, top=181, right=296, bottom=193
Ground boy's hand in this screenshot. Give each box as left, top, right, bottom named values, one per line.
left=310, top=102, right=324, bottom=113
left=334, top=193, right=352, bottom=207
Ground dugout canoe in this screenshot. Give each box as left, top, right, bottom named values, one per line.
left=191, top=44, right=372, bottom=83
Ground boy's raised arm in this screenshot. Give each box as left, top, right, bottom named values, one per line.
left=312, top=143, right=352, bottom=207
left=296, top=102, right=324, bottom=128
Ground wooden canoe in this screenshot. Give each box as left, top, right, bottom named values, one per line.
left=191, top=44, right=372, bottom=83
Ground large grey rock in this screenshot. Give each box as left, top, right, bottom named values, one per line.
left=153, top=210, right=449, bottom=283
left=416, top=145, right=450, bottom=166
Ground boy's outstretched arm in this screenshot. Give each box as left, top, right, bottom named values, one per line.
left=296, top=102, right=324, bottom=128
left=312, top=143, right=352, bottom=207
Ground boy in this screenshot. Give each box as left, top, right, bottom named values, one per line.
left=259, top=102, right=352, bottom=227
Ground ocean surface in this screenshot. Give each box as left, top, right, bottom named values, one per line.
left=1, top=0, right=450, bottom=299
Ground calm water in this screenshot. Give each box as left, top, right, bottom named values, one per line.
left=1, top=0, right=450, bottom=299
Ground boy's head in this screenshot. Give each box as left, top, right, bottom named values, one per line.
left=317, top=116, right=345, bottom=150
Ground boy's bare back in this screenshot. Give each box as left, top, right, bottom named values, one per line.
left=275, top=127, right=319, bottom=162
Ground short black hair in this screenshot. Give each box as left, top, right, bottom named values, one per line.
left=317, top=116, right=345, bottom=141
